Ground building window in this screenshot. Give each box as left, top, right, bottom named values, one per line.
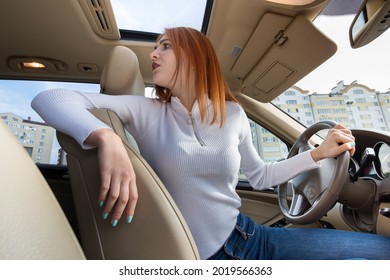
left=330, top=100, right=343, bottom=105
left=285, top=90, right=295, bottom=96
left=356, top=98, right=367, bottom=103
left=332, top=108, right=346, bottom=114
left=286, top=100, right=297, bottom=104
left=316, top=100, right=330, bottom=106
left=353, top=89, right=364, bottom=95
left=317, top=109, right=332, bottom=114
left=263, top=137, right=277, bottom=143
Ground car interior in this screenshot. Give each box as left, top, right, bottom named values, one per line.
left=1, top=0, right=390, bottom=260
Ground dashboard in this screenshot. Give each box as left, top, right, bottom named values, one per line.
left=349, top=129, right=390, bottom=181
left=342, top=129, right=390, bottom=234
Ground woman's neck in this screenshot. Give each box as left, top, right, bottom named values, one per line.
left=172, top=86, right=196, bottom=112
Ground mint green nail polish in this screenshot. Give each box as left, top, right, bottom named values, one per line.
left=98, top=201, right=104, bottom=207
left=127, top=216, right=133, bottom=224
left=103, top=213, right=109, bottom=220
left=112, top=220, right=118, bottom=227
left=347, top=142, right=356, bottom=149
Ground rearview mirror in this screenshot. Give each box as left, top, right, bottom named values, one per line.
left=349, top=0, right=390, bottom=48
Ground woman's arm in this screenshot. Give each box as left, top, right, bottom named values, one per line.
left=239, top=112, right=355, bottom=190
left=31, top=88, right=147, bottom=148
left=86, top=128, right=137, bottom=227
left=31, top=88, right=150, bottom=226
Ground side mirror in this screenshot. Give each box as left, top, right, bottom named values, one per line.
left=349, top=0, right=390, bottom=48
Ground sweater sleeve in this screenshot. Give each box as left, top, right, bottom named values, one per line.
left=31, top=88, right=158, bottom=149
left=238, top=111, right=320, bottom=190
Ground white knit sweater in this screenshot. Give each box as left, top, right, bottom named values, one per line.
left=32, top=89, right=319, bottom=259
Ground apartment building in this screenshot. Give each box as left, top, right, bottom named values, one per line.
left=253, top=81, right=390, bottom=163
left=0, top=112, right=54, bottom=164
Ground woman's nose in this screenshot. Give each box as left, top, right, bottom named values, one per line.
left=150, top=49, right=158, bottom=60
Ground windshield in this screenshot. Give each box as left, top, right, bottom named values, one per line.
left=278, top=14, right=390, bottom=131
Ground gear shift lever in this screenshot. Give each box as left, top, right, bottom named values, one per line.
left=351, top=147, right=376, bottom=181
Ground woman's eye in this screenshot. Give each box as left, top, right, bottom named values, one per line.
left=163, top=43, right=171, bottom=49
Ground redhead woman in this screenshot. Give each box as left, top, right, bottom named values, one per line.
left=32, top=27, right=390, bottom=260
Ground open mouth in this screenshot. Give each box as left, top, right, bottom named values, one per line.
left=152, top=62, right=160, bottom=71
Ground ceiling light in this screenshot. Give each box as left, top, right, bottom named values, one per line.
left=8, top=56, right=68, bottom=73
left=21, top=61, right=46, bottom=69
left=266, top=0, right=315, bottom=5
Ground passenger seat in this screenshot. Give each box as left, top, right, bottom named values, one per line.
left=57, top=46, right=200, bottom=260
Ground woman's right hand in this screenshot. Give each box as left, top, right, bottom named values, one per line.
left=86, top=128, right=138, bottom=227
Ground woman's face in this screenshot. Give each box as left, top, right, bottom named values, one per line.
left=150, top=34, right=177, bottom=90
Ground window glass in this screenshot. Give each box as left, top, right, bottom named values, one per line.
left=111, top=0, right=208, bottom=34
left=239, top=119, right=289, bottom=181
left=283, top=14, right=390, bottom=131
left=0, top=80, right=99, bottom=164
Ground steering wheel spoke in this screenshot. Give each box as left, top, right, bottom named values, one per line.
left=289, top=192, right=310, bottom=216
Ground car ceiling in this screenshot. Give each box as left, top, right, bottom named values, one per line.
left=0, top=0, right=364, bottom=102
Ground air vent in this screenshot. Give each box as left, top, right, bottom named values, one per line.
left=89, top=0, right=111, bottom=32
left=78, top=0, right=120, bottom=40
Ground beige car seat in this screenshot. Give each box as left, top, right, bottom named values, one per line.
left=57, top=46, right=199, bottom=260
left=0, top=120, right=85, bottom=259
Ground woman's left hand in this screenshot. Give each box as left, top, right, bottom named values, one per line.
left=310, top=123, right=355, bottom=162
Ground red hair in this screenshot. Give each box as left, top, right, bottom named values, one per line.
left=155, top=27, right=238, bottom=127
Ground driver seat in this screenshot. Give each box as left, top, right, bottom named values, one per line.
left=57, top=46, right=199, bottom=259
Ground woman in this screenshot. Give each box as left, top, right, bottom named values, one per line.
left=32, top=27, right=390, bottom=260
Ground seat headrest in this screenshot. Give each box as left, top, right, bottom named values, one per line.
left=100, top=46, right=145, bottom=96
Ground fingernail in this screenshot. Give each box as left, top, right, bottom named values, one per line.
left=127, top=216, right=133, bottom=224
left=349, top=142, right=356, bottom=148
left=111, top=220, right=118, bottom=227
left=98, top=201, right=104, bottom=207
left=103, top=212, right=109, bottom=220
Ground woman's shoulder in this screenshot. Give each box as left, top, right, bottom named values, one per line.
left=225, top=100, right=246, bottom=117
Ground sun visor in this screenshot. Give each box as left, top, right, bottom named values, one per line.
left=233, top=13, right=337, bottom=103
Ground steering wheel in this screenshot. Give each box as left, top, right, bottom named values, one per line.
left=278, top=121, right=350, bottom=224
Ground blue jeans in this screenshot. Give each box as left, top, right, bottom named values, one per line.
left=208, top=212, right=390, bottom=260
